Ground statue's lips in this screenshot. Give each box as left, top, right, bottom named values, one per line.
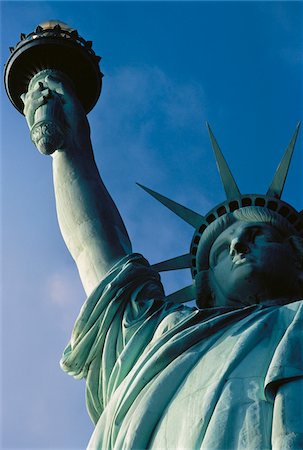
left=232, top=255, right=255, bottom=268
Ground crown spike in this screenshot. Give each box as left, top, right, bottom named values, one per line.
left=165, top=284, right=195, bottom=304
left=206, top=123, right=241, bottom=199
left=151, top=253, right=192, bottom=272
left=136, top=183, right=204, bottom=228
left=266, top=122, right=301, bottom=199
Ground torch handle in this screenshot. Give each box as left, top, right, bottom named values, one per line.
left=30, top=93, right=66, bottom=155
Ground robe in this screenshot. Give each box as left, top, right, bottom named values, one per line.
left=61, top=253, right=303, bottom=449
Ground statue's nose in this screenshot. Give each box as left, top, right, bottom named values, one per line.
left=230, top=238, right=249, bottom=257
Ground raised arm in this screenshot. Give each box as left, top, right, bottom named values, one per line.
left=22, top=70, right=132, bottom=295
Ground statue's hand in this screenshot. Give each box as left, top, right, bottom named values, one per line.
left=21, top=71, right=91, bottom=155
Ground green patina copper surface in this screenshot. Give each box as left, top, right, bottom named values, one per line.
left=6, top=20, right=303, bottom=449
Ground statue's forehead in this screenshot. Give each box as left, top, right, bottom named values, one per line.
left=211, top=221, right=277, bottom=246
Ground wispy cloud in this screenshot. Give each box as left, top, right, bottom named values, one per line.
left=46, top=266, right=85, bottom=332
left=100, top=65, right=205, bottom=126
left=89, top=65, right=211, bottom=274
left=92, top=65, right=206, bottom=165
left=48, top=270, right=78, bottom=307
left=280, top=47, right=303, bottom=65
left=256, top=2, right=303, bottom=66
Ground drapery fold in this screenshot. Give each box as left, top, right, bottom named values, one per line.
left=61, top=254, right=303, bottom=449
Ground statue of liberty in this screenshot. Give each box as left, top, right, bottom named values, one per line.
left=6, top=21, right=303, bottom=450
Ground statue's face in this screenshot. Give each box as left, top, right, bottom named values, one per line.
left=208, top=221, right=300, bottom=307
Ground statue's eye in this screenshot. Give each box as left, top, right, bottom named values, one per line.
left=249, top=228, right=262, bottom=243
left=252, top=227, right=284, bottom=244
left=266, top=229, right=284, bottom=242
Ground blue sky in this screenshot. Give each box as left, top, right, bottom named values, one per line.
left=1, top=1, right=302, bottom=449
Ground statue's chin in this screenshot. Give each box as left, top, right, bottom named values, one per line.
left=224, top=281, right=299, bottom=307
left=213, top=267, right=295, bottom=307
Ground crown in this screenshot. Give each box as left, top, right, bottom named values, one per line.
left=137, top=123, right=303, bottom=304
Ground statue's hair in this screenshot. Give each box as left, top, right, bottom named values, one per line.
left=195, top=206, right=303, bottom=308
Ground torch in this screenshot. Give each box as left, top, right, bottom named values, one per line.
left=4, top=20, right=103, bottom=154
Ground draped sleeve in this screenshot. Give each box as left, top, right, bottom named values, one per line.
left=60, top=253, right=303, bottom=450
left=60, top=253, right=194, bottom=423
